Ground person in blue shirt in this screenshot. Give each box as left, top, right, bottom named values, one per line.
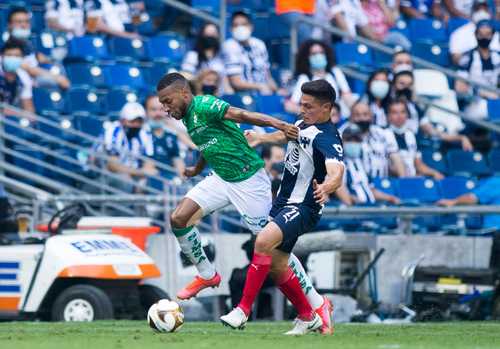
left=145, top=95, right=185, bottom=179
left=436, top=176, right=500, bottom=229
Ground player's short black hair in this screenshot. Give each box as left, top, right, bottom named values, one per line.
left=231, top=11, right=251, bottom=25
left=156, top=72, right=188, bottom=92
left=1, top=38, right=25, bottom=54
left=301, top=79, right=336, bottom=105
left=7, top=6, right=29, bottom=24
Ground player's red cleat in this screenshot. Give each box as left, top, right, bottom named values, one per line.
left=315, top=296, right=334, bottom=335
left=176, top=273, right=221, bottom=300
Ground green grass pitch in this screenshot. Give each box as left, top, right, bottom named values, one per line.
left=1, top=321, right=500, bottom=349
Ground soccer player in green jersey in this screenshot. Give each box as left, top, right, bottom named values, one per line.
left=156, top=73, right=333, bottom=334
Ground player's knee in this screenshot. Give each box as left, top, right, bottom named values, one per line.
left=254, top=234, right=273, bottom=254
left=170, top=210, right=189, bottom=229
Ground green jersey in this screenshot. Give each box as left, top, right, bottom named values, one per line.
left=183, top=95, right=264, bottom=182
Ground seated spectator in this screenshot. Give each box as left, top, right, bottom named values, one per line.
left=195, top=69, right=222, bottom=97
left=387, top=99, right=444, bottom=179
left=45, top=0, right=86, bottom=38
left=285, top=39, right=354, bottom=115
left=7, top=7, right=70, bottom=90
left=437, top=176, right=500, bottom=229
left=391, top=49, right=413, bottom=75
left=442, top=0, right=475, bottom=18
left=361, top=69, right=391, bottom=128
left=145, top=95, right=185, bottom=179
left=222, top=11, right=278, bottom=94
left=0, top=39, right=34, bottom=113
left=340, top=101, right=406, bottom=178
left=275, top=0, right=315, bottom=44
left=330, top=0, right=378, bottom=41
left=181, top=23, right=231, bottom=94
left=389, top=67, right=421, bottom=133
left=84, top=0, right=140, bottom=39
left=335, top=124, right=401, bottom=205
left=102, top=102, right=156, bottom=193
left=400, top=0, right=448, bottom=20
left=454, top=20, right=499, bottom=119
left=449, top=0, right=499, bottom=65
left=360, top=0, right=411, bottom=50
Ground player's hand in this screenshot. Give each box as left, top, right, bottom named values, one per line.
left=284, top=124, right=299, bottom=141
left=244, top=130, right=260, bottom=147
left=313, top=179, right=329, bottom=205
left=184, top=166, right=200, bottom=178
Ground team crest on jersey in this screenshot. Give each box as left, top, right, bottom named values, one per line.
left=193, top=113, right=198, bottom=125
left=299, top=136, right=310, bottom=147
left=284, top=145, right=300, bottom=175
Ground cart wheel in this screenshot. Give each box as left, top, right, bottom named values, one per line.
left=492, top=295, right=500, bottom=320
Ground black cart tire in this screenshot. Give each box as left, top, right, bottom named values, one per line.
left=138, top=284, right=170, bottom=318
left=51, top=284, right=114, bottom=321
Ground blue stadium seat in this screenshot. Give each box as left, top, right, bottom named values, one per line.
left=446, top=150, right=490, bottom=177
left=2, top=115, right=38, bottom=142
left=487, top=99, right=500, bottom=120
left=372, top=177, right=399, bottom=196
left=105, top=64, right=146, bottom=90
left=269, top=39, right=290, bottom=68
left=409, top=19, right=447, bottom=42
left=67, top=87, right=105, bottom=115
left=398, top=177, right=441, bottom=203
left=108, top=37, right=148, bottom=61
left=73, top=114, right=103, bottom=138
left=141, top=61, right=171, bottom=86
left=267, top=13, right=290, bottom=40
left=447, top=17, right=469, bottom=35
left=33, top=88, right=66, bottom=115
left=221, top=93, right=257, bottom=111
left=31, top=7, right=45, bottom=31
left=253, top=12, right=270, bottom=41
left=489, top=149, right=500, bottom=174
left=421, top=149, right=447, bottom=174
left=107, top=88, right=140, bottom=114
left=146, top=34, right=187, bottom=63
left=439, top=176, right=476, bottom=199
left=10, top=145, right=46, bottom=177
left=66, top=64, right=108, bottom=88
left=411, top=42, right=450, bottom=66
left=334, top=43, right=373, bottom=68
left=67, top=36, right=109, bottom=62
left=255, top=94, right=295, bottom=123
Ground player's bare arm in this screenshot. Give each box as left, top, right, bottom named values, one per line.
left=184, top=155, right=207, bottom=178
left=224, top=107, right=299, bottom=140
left=244, top=130, right=288, bottom=147
left=313, top=162, right=345, bottom=205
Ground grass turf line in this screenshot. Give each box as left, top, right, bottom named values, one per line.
left=0, top=321, right=500, bottom=349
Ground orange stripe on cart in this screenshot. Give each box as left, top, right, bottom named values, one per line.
left=0, top=297, right=20, bottom=311
left=58, top=264, right=161, bottom=279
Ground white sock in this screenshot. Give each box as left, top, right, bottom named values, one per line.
left=288, top=253, right=324, bottom=309
left=175, top=226, right=216, bottom=280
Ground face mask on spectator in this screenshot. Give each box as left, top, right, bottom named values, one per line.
left=396, top=87, right=412, bottom=100
left=125, top=126, right=141, bottom=139
left=309, top=53, right=327, bottom=70
left=390, top=124, right=406, bottom=135
left=477, top=37, right=492, bottom=48
left=355, top=120, right=371, bottom=133
left=369, top=80, right=389, bottom=99
left=149, top=120, right=164, bottom=130
left=2, top=56, right=22, bottom=72
left=201, top=36, right=219, bottom=50
left=472, top=10, right=491, bottom=23
left=344, top=142, right=362, bottom=158
left=232, top=25, right=251, bottom=42
left=202, top=84, right=217, bottom=95
left=11, top=28, right=31, bottom=40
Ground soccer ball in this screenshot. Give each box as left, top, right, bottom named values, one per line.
left=147, top=299, right=184, bottom=333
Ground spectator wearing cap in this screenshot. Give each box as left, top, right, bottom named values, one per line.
left=101, top=102, right=156, bottom=192
left=449, top=0, right=500, bottom=65
left=222, top=11, right=278, bottom=94
left=387, top=99, right=444, bottom=179
left=454, top=20, right=499, bottom=119
left=145, top=95, right=185, bottom=179
left=335, top=123, right=401, bottom=205
left=6, top=6, right=70, bottom=90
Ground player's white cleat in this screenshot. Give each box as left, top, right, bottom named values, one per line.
left=284, top=313, right=322, bottom=336
left=220, top=307, right=248, bottom=330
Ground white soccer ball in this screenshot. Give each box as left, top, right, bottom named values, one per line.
left=147, top=299, right=184, bottom=333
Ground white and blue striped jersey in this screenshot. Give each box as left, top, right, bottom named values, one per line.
left=273, top=120, right=344, bottom=212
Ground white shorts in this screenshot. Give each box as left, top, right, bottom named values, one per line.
left=185, top=168, right=272, bottom=233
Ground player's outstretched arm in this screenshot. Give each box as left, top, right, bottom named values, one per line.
left=224, top=107, right=298, bottom=140
left=244, top=130, right=288, bottom=147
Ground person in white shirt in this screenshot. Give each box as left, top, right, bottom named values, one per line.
left=443, top=0, right=475, bottom=18
left=387, top=99, right=444, bottom=179
left=449, top=0, right=499, bottom=65
left=285, top=39, right=354, bottom=115
left=329, top=0, right=378, bottom=40
left=84, top=0, right=139, bottom=39
left=360, top=69, right=391, bottom=127
left=102, top=102, right=157, bottom=192
left=45, top=0, right=86, bottom=38
left=222, top=11, right=278, bottom=94
left=340, top=101, right=406, bottom=178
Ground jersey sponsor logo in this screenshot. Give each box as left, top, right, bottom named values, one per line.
left=199, top=138, right=218, bottom=151
left=193, top=113, right=199, bottom=125
left=284, top=146, right=300, bottom=175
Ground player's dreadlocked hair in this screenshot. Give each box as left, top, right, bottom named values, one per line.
left=301, top=79, right=336, bottom=105
left=156, top=72, right=188, bottom=92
